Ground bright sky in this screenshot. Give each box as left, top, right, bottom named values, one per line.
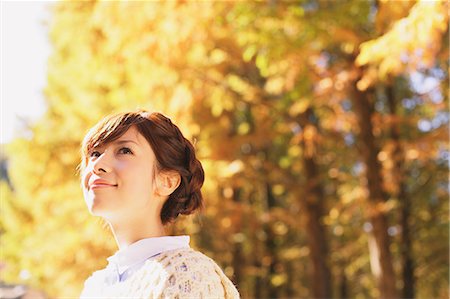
left=1, top=1, right=52, bottom=144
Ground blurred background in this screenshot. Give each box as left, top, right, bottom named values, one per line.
left=0, top=1, right=448, bottom=298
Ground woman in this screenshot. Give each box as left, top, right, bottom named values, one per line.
left=79, top=110, right=239, bottom=298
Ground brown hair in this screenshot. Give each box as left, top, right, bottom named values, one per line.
left=80, top=110, right=204, bottom=224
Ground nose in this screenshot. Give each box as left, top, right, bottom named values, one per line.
left=92, top=152, right=112, bottom=174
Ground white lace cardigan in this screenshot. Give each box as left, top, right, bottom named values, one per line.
left=80, top=247, right=240, bottom=298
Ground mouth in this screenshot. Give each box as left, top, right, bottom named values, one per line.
left=89, top=180, right=117, bottom=190
left=90, top=183, right=118, bottom=190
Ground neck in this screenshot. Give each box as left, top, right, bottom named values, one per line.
left=108, top=215, right=167, bottom=250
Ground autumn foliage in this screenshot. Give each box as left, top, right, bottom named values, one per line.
left=1, top=1, right=448, bottom=298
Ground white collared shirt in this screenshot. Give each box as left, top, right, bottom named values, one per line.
left=102, top=235, right=190, bottom=285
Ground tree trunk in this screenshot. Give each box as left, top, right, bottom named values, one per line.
left=265, top=182, right=279, bottom=299
left=351, top=78, right=398, bottom=299
left=231, top=188, right=244, bottom=292
left=285, top=258, right=296, bottom=298
left=386, top=84, right=415, bottom=298
left=297, top=109, right=332, bottom=299
left=338, top=268, right=348, bottom=299
left=254, top=259, right=263, bottom=299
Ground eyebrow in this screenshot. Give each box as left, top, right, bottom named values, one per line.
left=112, top=140, right=140, bottom=146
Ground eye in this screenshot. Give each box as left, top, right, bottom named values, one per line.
left=89, top=151, right=101, bottom=158
left=118, top=147, right=133, bottom=155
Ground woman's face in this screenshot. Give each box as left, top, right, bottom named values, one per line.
left=82, top=126, right=158, bottom=220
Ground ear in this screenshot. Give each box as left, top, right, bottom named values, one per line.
left=155, top=170, right=181, bottom=197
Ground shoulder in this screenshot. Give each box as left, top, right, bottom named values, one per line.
left=153, top=247, right=240, bottom=299
left=155, top=247, right=217, bottom=269
left=80, top=268, right=109, bottom=298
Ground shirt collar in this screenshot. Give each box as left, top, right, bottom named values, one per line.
left=106, top=235, right=190, bottom=275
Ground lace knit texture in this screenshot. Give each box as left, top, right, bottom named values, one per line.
left=80, top=247, right=240, bottom=299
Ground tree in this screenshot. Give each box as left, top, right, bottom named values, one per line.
left=1, top=1, right=448, bottom=298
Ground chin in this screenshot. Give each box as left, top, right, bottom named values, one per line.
left=89, top=204, right=119, bottom=221
left=89, top=202, right=108, bottom=215
left=85, top=197, right=106, bottom=215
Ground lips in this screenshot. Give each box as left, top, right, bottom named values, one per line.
left=89, top=178, right=117, bottom=190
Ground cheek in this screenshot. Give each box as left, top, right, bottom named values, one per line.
left=124, top=164, right=154, bottom=193
left=81, top=172, right=93, bottom=209
left=81, top=170, right=90, bottom=191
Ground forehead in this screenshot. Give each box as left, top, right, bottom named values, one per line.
left=117, top=126, right=142, bottom=143
left=99, top=126, right=147, bottom=148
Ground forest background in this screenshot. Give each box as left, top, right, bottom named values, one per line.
left=0, top=1, right=448, bottom=298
